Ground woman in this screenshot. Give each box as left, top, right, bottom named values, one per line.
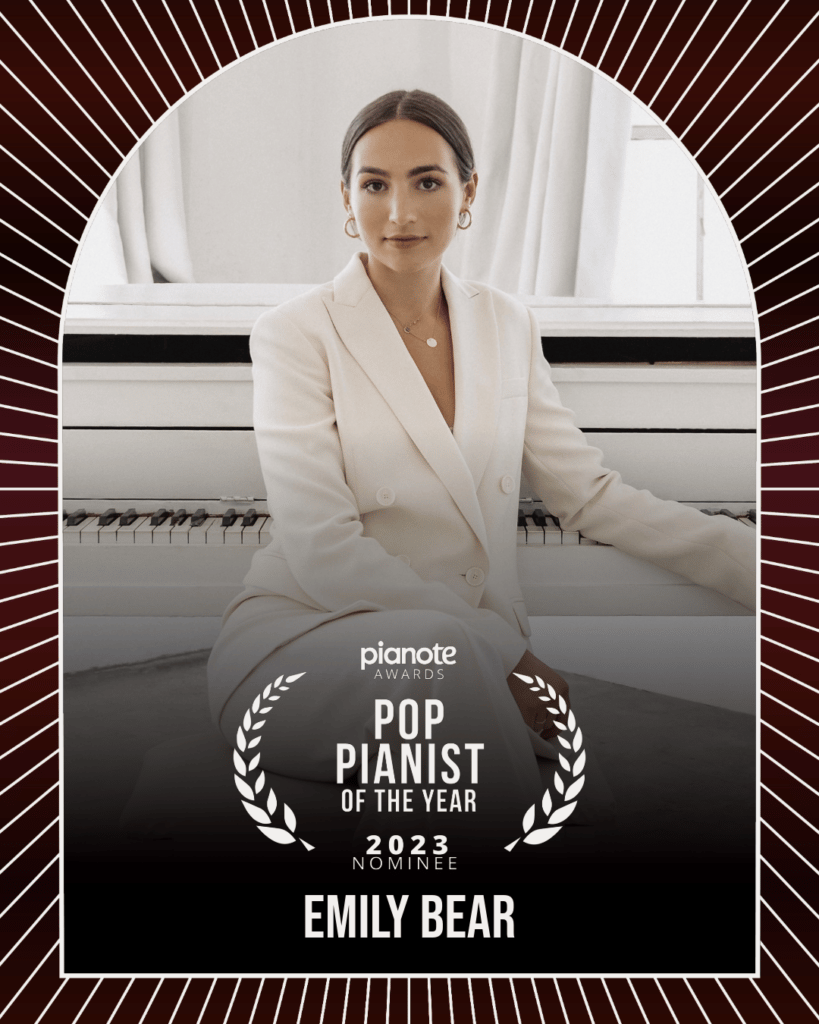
left=207, top=90, right=755, bottom=847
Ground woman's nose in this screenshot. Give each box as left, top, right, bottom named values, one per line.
left=389, top=188, right=416, bottom=224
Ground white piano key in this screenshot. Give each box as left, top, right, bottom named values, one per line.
left=152, top=515, right=176, bottom=543
left=63, top=513, right=93, bottom=545
left=243, top=516, right=267, bottom=545
left=188, top=516, right=217, bottom=545
left=134, top=518, right=158, bottom=544
left=116, top=516, right=150, bottom=543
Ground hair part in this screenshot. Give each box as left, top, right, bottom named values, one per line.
left=341, top=90, right=476, bottom=188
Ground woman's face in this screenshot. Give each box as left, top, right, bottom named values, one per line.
left=342, top=119, right=477, bottom=278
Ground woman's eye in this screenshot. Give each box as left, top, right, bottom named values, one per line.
left=363, top=180, right=386, bottom=193
left=418, top=178, right=442, bottom=191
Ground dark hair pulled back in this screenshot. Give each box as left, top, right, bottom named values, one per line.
left=341, top=90, right=475, bottom=188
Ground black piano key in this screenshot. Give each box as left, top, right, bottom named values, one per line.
left=241, top=508, right=258, bottom=527
left=66, top=509, right=87, bottom=527
left=171, top=509, right=188, bottom=526
left=191, top=508, right=208, bottom=527
left=220, top=508, right=238, bottom=528
left=98, top=508, right=119, bottom=527
left=150, top=508, right=170, bottom=526
left=747, top=509, right=756, bottom=524
left=119, top=508, right=138, bottom=526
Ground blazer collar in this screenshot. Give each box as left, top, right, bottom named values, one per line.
left=323, top=253, right=501, bottom=552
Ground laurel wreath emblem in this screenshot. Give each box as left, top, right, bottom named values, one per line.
left=233, top=672, right=314, bottom=851
left=504, top=673, right=586, bottom=851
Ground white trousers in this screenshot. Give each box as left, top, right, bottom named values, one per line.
left=217, top=608, right=561, bottom=847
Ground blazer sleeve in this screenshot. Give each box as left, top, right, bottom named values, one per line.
left=249, top=306, right=529, bottom=673
left=520, top=308, right=756, bottom=611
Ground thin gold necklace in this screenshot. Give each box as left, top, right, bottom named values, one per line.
left=386, top=290, right=445, bottom=348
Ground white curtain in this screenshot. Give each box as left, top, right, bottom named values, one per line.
left=72, top=23, right=630, bottom=298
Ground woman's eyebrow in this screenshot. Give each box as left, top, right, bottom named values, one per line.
left=356, top=164, right=449, bottom=177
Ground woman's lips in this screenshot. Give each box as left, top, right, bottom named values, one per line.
left=385, top=236, right=425, bottom=247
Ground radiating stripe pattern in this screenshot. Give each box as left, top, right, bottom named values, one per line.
left=0, top=0, right=816, bottom=1020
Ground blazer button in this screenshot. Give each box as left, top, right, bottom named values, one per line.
left=376, top=487, right=395, bottom=506
left=465, top=567, right=485, bottom=587
left=397, top=554, right=411, bottom=565
left=500, top=474, right=515, bottom=494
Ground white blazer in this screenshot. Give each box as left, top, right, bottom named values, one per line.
left=208, top=253, right=755, bottom=718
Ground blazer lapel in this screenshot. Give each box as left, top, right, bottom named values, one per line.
left=323, top=254, right=491, bottom=552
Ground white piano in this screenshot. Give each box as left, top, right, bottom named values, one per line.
left=62, top=286, right=757, bottom=711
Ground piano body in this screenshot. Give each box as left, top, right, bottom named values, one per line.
left=62, top=286, right=757, bottom=711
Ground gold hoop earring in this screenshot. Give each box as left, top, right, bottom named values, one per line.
left=457, top=209, right=472, bottom=230
left=344, top=215, right=360, bottom=239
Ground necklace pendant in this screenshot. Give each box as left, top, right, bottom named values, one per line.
left=404, top=327, right=411, bottom=333
left=426, top=337, right=437, bottom=348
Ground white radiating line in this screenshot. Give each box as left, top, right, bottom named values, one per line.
left=488, top=979, right=499, bottom=1024
left=683, top=980, right=713, bottom=1023
left=156, top=0, right=203, bottom=81
left=136, top=982, right=163, bottom=1024
left=763, top=881, right=819, bottom=934
left=758, top=281, right=819, bottom=317
left=0, top=617, right=56, bottom=647
left=559, top=0, right=582, bottom=48
left=0, top=58, right=112, bottom=175
left=468, top=979, right=476, bottom=1024
left=0, top=432, right=57, bottom=446
left=384, top=978, right=390, bottom=1023
left=185, top=0, right=222, bottom=67
left=0, top=287, right=59, bottom=320
left=0, top=751, right=56, bottom=800
left=0, top=184, right=80, bottom=245
left=100, top=0, right=173, bottom=99
left=577, top=0, right=606, bottom=60
left=681, top=0, right=791, bottom=141
left=428, top=979, right=434, bottom=1024
left=0, top=215, right=72, bottom=267
left=0, top=855, right=57, bottom=922
left=763, top=343, right=819, bottom=370
left=762, top=689, right=819, bottom=729
left=0, top=581, right=58, bottom=604
left=340, top=978, right=350, bottom=1024
left=749, top=216, right=819, bottom=269
left=761, top=313, right=819, bottom=343
left=508, top=980, right=522, bottom=1024
left=0, top=539, right=60, bottom=553
left=763, top=750, right=819, bottom=800
left=259, top=0, right=276, bottom=37
left=714, top=980, right=746, bottom=1024
left=0, top=255, right=63, bottom=293
left=238, top=0, right=258, bottom=45
left=27, top=0, right=140, bottom=139
left=0, top=142, right=89, bottom=221
left=763, top=636, right=819, bottom=668
left=447, top=978, right=454, bottom=1024
left=526, top=980, right=545, bottom=1024
left=762, top=718, right=819, bottom=763
left=756, top=252, right=819, bottom=293
left=762, top=784, right=819, bottom=837
left=763, top=609, right=819, bottom=635
left=168, top=979, right=192, bottom=1024
left=130, top=0, right=188, bottom=91
left=750, top=979, right=786, bottom=1024
left=631, top=0, right=689, bottom=94
left=0, top=894, right=58, bottom=969
left=195, top=979, right=217, bottom=1024
left=553, top=980, right=569, bottom=1024
left=0, top=638, right=58, bottom=672
left=318, top=979, right=329, bottom=1024
left=213, top=0, right=241, bottom=59
left=1, top=103, right=99, bottom=197
left=761, top=943, right=819, bottom=1021
left=648, top=0, right=719, bottom=109
left=0, top=13, right=125, bottom=156
left=0, top=319, right=58, bottom=348
left=104, top=980, right=136, bottom=1024
left=762, top=659, right=819, bottom=694
left=272, top=979, right=288, bottom=1024
left=719, top=98, right=819, bottom=200
left=764, top=818, right=819, bottom=877
left=363, top=978, right=370, bottom=1024
left=297, top=979, right=311, bottom=1024
left=0, top=375, right=57, bottom=397
left=0, top=783, right=58, bottom=839
left=761, top=466, right=819, bottom=472
left=539, top=1, right=558, bottom=41
left=576, top=982, right=593, bottom=1024
left=221, top=980, right=241, bottom=1024
left=664, top=0, right=754, bottom=124
left=0, top=819, right=55, bottom=881
left=732, top=138, right=819, bottom=223
left=762, top=402, right=819, bottom=418
left=655, top=981, right=682, bottom=1024
left=601, top=979, right=624, bottom=1024
left=1, top=942, right=59, bottom=1022
left=697, top=9, right=819, bottom=162
left=0, top=662, right=57, bottom=697
left=0, top=563, right=58, bottom=581
left=613, top=0, right=659, bottom=82
left=0, top=721, right=57, bottom=768
left=627, top=980, right=651, bottom=1024
left=65, top=0, right=155, bottom=122
left=596, top=0, right=631, bottom=67
left=521, top=0, right=536, bottom=35
left=503, top=0, right=514, bottom=29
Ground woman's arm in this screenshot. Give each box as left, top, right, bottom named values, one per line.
left=519, top=308, right=756, bottom=611
left=249, top=305, right=530, bottom=673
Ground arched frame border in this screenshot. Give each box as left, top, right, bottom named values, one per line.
left=0, top=1, right=817, bottom=1021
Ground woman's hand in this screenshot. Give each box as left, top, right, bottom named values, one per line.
left=506, top=649, right=571, bottom=739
